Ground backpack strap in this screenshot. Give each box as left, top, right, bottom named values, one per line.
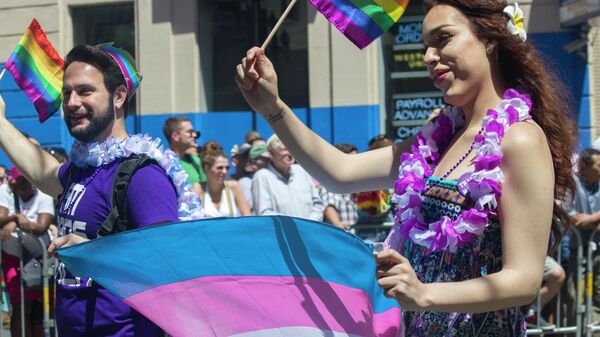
left=97, top=155, right=157, bottom=237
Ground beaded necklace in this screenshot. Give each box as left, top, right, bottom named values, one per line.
left=61, top=166, right=102, bottom=216
left=425, top=127, right=484, bottom=193
left=384, top=88, right=532, bottom=253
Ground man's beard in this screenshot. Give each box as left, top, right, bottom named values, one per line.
left=64, top=99, right=115, bottom=143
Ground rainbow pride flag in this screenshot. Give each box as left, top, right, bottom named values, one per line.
left=310, top=0, right=409, bottom=48
left=4, top=19, right=64, bottom=122
left=58, top=216, right=402, bottom=337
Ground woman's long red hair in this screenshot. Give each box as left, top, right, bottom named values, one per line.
left=425, top=0, right=577, bottom=249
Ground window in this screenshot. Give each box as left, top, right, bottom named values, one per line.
left=71, top=3, right=137, bottom=115
left=72, top=4, right=135, bottom=56
left=199, top=0, right=309, bottom=111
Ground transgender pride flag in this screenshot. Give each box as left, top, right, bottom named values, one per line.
left=58, top=216, right=402, bottom=337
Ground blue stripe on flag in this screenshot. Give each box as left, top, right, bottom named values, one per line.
left=58, top=216, right=397, bottom=313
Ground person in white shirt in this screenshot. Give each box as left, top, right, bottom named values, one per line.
left=0, top=166, right=54, bottom=337
left=252, top=135, right=323, bottom=220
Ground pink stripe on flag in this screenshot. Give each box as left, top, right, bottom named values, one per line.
left=125, top=275, right=402, bottom=337
left=309, top=0, right=374, bottom=48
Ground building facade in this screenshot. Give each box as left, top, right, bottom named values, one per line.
left=0, top=0, right=590, bottom=166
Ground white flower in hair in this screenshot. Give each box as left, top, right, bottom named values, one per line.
left=504, top=2, right=527, bottom=42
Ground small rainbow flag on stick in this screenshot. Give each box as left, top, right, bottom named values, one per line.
left=310, top=0, right=409, bottom=49
left=3, top=19, right=64, bottom=122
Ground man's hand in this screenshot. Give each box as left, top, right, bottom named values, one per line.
left=573, top=214, right=599, bottom=229
left=48, top=234, right=89, bottom=257
left=0, top=221, right=16, bottom=242
left=14, top=214, right=34, bottom=233
left=334, top=221, right=350, bottom=230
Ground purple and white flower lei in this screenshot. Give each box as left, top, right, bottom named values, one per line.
left=70, top=133, right=205, bottom=220
left=384, top=89, right=532, bottom=253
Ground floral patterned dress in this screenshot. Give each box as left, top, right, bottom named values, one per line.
left=401, top=177, right=527, bottom=337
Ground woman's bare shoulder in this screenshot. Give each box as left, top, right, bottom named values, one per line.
left=501, top=120, right=548, bottom=155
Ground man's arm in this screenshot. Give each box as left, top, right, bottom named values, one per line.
left=324, top=206, right=349, bottom=229
left=572, top=212, right=600, bottom=229
left=320, top=188, right=347, bottom=228
left=16, top=213, right=53, bottom=236
left=0, top=95, right=62, bottom=196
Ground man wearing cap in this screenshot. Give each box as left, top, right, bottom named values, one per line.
left=0, top=166, right=54, bottom=337
left=0, top=44, right=202, bottom=337
left=163, top=116, right=206, bottom=195
left=230, top=142, right=252, bottom=182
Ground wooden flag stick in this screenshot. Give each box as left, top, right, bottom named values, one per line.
left=261, top=0, right=298, bottom=50
left=0, top=68, right=6, bottom=81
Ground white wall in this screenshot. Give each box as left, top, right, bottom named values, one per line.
left=0, top=0, right=59, bottom=60
left=306, top=5, right=381, bottom=109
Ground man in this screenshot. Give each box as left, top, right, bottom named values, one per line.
left=252, top=135, right=323, bottom=220
left=0, top=45, right=201, bottom=336
left=320, top=144, right=358, bottom=230
left=230, top=142, right=252, bottom=181
left=567, top=148, right=600, bottom=327
left=163, top=117, right=205, bottom=195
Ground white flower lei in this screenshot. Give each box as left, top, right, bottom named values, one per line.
left=70, top=134, right=205, bottom=220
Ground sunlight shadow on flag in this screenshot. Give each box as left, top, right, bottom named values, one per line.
left=58, top=216, right=402, bottom=337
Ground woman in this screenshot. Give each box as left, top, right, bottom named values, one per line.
left=235, top=0, right=575, bottom=335
left=201, top=144, right=251, bottom=218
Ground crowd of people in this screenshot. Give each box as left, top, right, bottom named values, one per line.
left=0, top=107, right=397, bottom=337
left=1, top=130, right=599, bottom=335
left=163, top=115, right=395, bottom=227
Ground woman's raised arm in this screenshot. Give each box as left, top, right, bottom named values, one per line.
left=236, top=47, right=411, bottom=193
